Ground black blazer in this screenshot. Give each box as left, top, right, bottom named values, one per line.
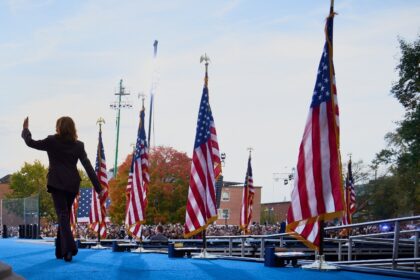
left=22, top=128, right=102, bottom=195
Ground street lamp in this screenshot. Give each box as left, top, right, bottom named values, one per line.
left=223, top=210, right=228, bottom=228
left=221, top=153, right=226, bottom=167
left=269, top=207, right=274, bottom=224
left=264, top=208, right=269, bottom=225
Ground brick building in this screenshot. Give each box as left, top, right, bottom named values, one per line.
left=216, top=183, right=262, bottom=226
left=0, top=175, right=11, bottom=200
left=260, top=201, right=290, bottom=224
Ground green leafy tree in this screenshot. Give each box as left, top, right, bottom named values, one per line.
left=108, top=156, right=132, bottom=224
left=7, top=160, right=56, bottom=221
left=371, top=36, right=420, bottom=217
left=79, top=169, right=93, bottom=188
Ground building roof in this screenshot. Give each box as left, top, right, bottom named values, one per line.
left=0, top=174, right=11, bottom=184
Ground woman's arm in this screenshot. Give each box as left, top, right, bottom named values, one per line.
left=79, top=143, right=103, bottom=195
left=21, top=117, right=50, bottom=151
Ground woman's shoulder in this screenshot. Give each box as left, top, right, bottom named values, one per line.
left=46, top=135, right=57, bottom=141
left=75, top=140, right=85, bottom=149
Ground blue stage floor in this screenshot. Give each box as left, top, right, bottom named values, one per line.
left=0, top=239, right=409, bottom=280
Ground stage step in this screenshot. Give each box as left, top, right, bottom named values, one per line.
left=0, top=262, right=24, bottom=280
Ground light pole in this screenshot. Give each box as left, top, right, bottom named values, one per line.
left=223, top=211, right=228, bottom=228
left=269, top=207, right=274, bottom=224
left=110, top=79, right=132, bottom=178
left=37, top=189, right=41, bottom=239
left=264, top=208, right=268, bottom=225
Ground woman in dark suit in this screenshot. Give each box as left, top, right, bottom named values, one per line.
left=22, top=116, right=105, bottom=262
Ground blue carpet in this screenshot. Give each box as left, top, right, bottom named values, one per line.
left=0, top=239, right=408, bottom=280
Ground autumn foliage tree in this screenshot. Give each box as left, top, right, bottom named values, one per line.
left=108, top=146, right=191, bottom=225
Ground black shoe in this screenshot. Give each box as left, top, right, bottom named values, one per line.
left=64, top=252, right=72, bottom=262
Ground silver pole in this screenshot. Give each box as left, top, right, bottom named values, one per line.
left=392, top=221, right=400, bottom=269
left=0, top=199, right=2, bottom=237
left=228, top=237, right=232, bottom=256
left=347, top=237, right=352, bottom=261
left=414, top=231, right=418, bottom=272
left=260, top=237, right=265, bottom=259
left=241, top=237, right=245, bottom=257
left=23, top=198, right=26, bottom=225
left=338, top=240, right=342, bottom=261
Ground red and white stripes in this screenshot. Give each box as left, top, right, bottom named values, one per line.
left=89, top=131, right=109, bottom=238
left=125, top=107, right=149, bottom=238
left=286, top=12, right=344, bottom=250
left=184, top=71, right=222, bottom=238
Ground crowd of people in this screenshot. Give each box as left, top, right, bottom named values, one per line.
left=1, top=221, right=418, bottom=240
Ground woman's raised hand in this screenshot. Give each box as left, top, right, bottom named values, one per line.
left=23, top=117, right=29, bottom=129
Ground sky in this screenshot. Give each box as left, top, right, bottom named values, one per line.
left=0, top=0, right=419, bottom=203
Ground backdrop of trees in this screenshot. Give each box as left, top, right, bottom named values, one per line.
left=354, top=36, right=419, bottom=221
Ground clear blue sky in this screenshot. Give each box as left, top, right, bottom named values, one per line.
left=0, top=0, right=419, bottom=202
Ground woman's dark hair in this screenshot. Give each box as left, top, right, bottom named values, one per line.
left=56, top=116, right=78, bottom=142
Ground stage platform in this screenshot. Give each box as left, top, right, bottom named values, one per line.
left=0, top=238, right=412, bottom=280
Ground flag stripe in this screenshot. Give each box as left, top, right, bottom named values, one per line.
left=125, top=107, right=149, bottom=238
left=89, top=130, right=109, bottom=239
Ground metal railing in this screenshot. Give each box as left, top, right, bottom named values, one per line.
left=324, top=215, right=420, bottom=271
left=175, top=215, right=420, bottom=272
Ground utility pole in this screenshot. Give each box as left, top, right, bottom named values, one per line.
left=110, top=79, right=132, bottom=178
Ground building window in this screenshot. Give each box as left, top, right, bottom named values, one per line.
left=218, top=209, right=230, bottom=219
left=221, top=191, right=230, bottom=201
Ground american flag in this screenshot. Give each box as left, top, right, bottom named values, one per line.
left=125, top=106, right=149, bottom=238
left=76, top=188, right=111, bottom=223
left=89, top=129, right=109, bottom=238
left=240, top=154, right=254, bottom=234
left=343, top=159, right=356, bottom=225
left=286, top=11, right=344, bottom=250
left=184, top=65, right=222, bottom=238
left=70, top=193, right=79, bottom=236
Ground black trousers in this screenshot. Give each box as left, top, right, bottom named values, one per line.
left=50, top=188, right=77, bottom=257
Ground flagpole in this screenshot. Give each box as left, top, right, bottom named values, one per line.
left=148, top=40, right=158, bottom=147
left=192, top=53, right=217, bottom=259
left=317, top=0, right=333, bottom=262
left=131, top=99, right=151, bottom=253
left=92, top=118, right=106, bottom=250
left=302, top=1, right=339, bottom=270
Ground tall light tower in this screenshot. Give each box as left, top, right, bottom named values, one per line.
left=110, top=79, right=132, bottom=177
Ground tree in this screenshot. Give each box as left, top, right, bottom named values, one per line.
left=79, top=169, right=93, bottom=188
left=108, top=155, right=132, bottom=224
left=108, top=146, right=191, bottom=225
left=371, top=36, right=420, bottom=217
left=147, top=146, right=191, bottom=224
left=7, top=160, right=56, bottom=221
left=391, top=37, right=420, bottom=111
